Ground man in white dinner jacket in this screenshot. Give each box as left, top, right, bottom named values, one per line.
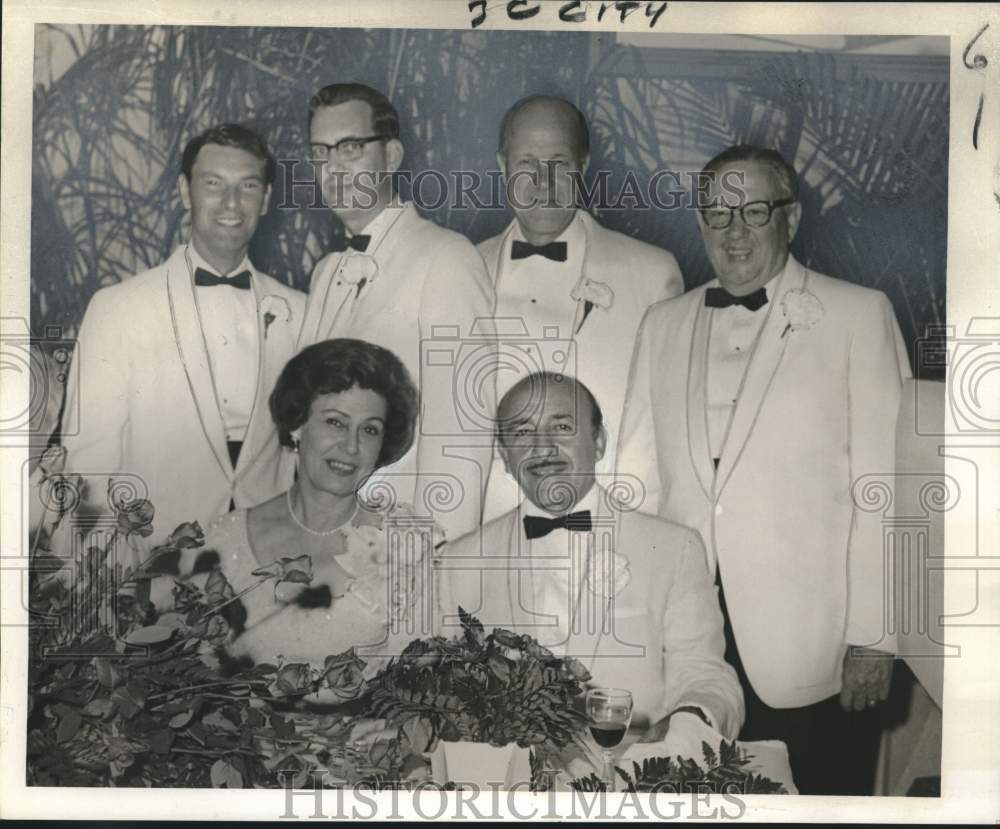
left=617, top=145, right=911, bottom=793
left=295, top=83, right=496, bottom=542
left=478, top=95, right=683, bottom=522
left=436, top=371, right=744, bottom=740
left=57, top=124, right=305, bottom=546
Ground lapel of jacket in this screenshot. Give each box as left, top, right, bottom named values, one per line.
left=306, top=203, right=421, bottom=341
left=501, top=509, right=531, bottom=628
left=165, top=246, right=231, bottom=480
left=686, top=289, right=716, bottom=502
left=573, top=210, right=615, bottom=343
left=299, top=252, right=351, bottom=346
left=489, top=219, right=518, bottom=291
left=563, top=487, right=616, bottom=672
left=234, top=279, right=295, bottom=477
left=714, top=259, right=807, bottom=498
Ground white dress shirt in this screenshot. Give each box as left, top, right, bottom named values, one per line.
left=519, top=485, right=603, bottom=655
left=334, top=198, right=408, bottom=309
left=706, top=267, right=787, bottom=460
left=495, top=211, right=587, bottom=346
left=189, top=244, right=259, bottom=444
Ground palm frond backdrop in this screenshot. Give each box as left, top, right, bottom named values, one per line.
left=31, top=25, right=947, bottom=363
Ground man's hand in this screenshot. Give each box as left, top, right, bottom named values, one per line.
left=840, top=646, right=893, bottom=712
left=638, top=707, right=712, bottom=743
left=638, top=715, right=672, bottom=743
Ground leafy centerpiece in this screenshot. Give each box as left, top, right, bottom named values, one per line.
left=27, top=484, right=786, bottom=793
left=369, top=607, right=591, bottom=751
left=368, top=608, right=592, bottom=788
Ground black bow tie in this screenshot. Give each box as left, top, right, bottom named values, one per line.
left=511, top=239, right=568, bottom=262
left=704, top=286, right=768, bottom=311
left=194, top=267, right=251, bottom=290
left=523, top=510, right=592, bottom=540
left=330, top=234, right=371, bottom=253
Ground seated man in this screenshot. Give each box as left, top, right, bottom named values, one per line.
left=434, top=371, right=743, bottom=740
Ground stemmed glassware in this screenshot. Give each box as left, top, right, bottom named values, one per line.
left=585, top=687, right=633, bottom=791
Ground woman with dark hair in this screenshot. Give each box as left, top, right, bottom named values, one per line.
left=197, top=337, right=436, bottom=674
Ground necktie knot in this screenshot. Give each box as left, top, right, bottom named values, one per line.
left=704, top=286, right=768, bottom=311
left=523, top=510, right=593, bottom=540
left=193, top=267, right=251, bottom=290
left=331, top=234, right=371, bottom=253
left=511, top=239, right=568, bottom=262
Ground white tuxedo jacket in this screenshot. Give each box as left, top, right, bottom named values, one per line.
left=478, top=211, right=683, bottom=519
left=60, top=246, right=305, bottom=544
left=434, top=488, right=744, bottom=738
left=296, top=202, right=496, bottom=542
left=617, top=256, right=911, bottom=708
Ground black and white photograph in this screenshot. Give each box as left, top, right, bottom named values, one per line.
left=1, top=0, right=997, bottom=821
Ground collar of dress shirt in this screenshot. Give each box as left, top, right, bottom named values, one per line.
left=714, top=257, right=789, bottom=308
left=188, top=244, right=254, bottom=282
left=518, top=481, right=605, bottom=531
left=346, top=196, right=407, bottom=252
left=511, top=207, right=585, bottom=253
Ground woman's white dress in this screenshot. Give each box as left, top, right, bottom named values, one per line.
left=204, top=502, right=439, bottom=678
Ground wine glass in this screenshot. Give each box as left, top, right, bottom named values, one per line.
left=585, top=687, right=633, bottom=791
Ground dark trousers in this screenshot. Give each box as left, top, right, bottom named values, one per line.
left=715, top=569, right=886, bottom=795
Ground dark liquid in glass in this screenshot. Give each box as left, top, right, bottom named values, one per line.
left=589, top=722, right=626, bottom=748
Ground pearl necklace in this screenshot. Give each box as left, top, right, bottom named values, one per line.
left=285, top=489, right=355, bottom=537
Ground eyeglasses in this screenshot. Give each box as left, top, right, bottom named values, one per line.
left=310, top=135, right=388, bottom=163
left=700, top=197, right=797, bottom=230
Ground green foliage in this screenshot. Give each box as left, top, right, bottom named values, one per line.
left=26, top=498, right=388, bottom=788
left=368, top=606, right=591, bottom=754
left=28, top=491, right=778, bottom=792
left=569, top=740, right=786, bottom=794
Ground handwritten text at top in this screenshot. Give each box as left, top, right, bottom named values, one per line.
left=468, top=1, right=668, bottom=30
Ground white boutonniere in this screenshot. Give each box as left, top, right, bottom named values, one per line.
left=779, top=288, right=824, bottom=338
left=339, top=254, right=379, bottom=299
left=570, top=278, right=615, bottom=334
left=342, top=502, right=437, bottom=621
left=585, top=548, right=632, bottom=600
left=260, top=295, right=292, bottom=340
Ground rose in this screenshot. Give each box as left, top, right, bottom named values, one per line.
left=115, top=498, right=155, bottom=539
left=164, top=521, right=204, bottom=549
left=780, top=288, right=824, bottom=338
left=564, top=656, right=592, bottom=683
left=319, top=649, right=367, bottom=701
left=252, top=554, right=313, bottom=601
left=272, top=662, right=313, bottom=696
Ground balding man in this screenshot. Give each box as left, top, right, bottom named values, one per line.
left=436, top=372, right=743, bottom=741
left=618, top=145, right=911, bottom=794
left=480, top=95, right=683, bottom=521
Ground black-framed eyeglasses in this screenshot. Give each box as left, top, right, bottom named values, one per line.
left=310, top=135, right=388, bottom=163
left=700, top=197, right=797, bottom=230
